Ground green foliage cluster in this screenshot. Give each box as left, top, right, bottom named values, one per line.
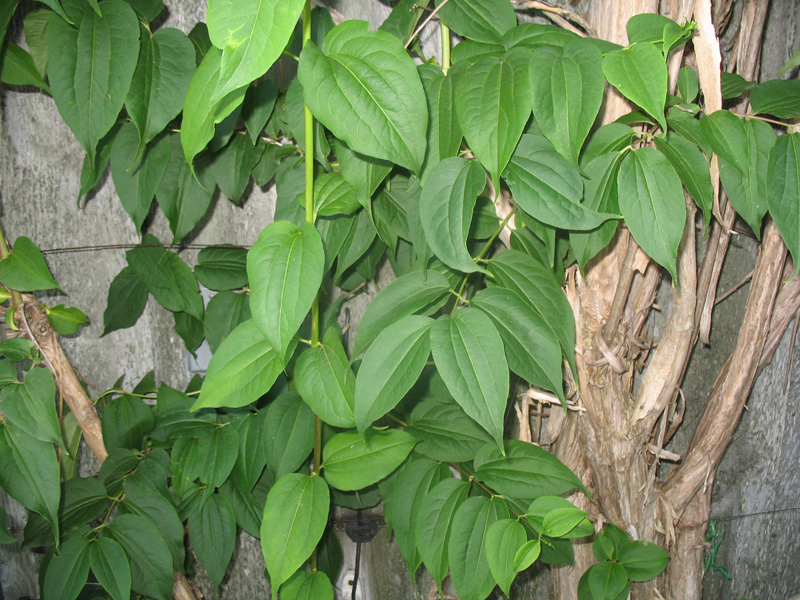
left=1, top=0, right=799, bottom=599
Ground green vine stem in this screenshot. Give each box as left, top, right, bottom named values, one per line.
left=0, top=222, right=22, bottom=306
left=441, top=22, right=451, bottom=74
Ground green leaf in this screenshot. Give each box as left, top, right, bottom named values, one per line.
left=110, top=123, right=170, bottom=231
left=333, top=139, right=393, bottom=208
left=0, top=235, right=60, bottom=291
left=778, top=47, right=800, bottom=76
left=512, top=539, right=541, bottom=572
left=720, top=71, right=754, bottom=99
left=418, top=65, right=463, bottom=184
left=101, top=394, right=154, bottom=452
left=474, top=439, right=589, bottom=501
left=294, top=340, right=356, bottom=429
left=525, top=497, right=593, bottom=538
left=126, top=0, right=165, bottom=22
left=188, top=492, right=236, bottom=587
left=264, top=392, right=315, bottom=479
left=207, top=0, right=305, bottom=102
left=415, top=478, right=470, bottom=586
left=379, top=0, right=423, bottom=44
left=471, top=287, right=564, bottom=401
left=180, top=47, right=248, bottom=166
left=46, top=304, right=88, bottom=335
left=0, top=42, right=51, bottom=91
left=485, top=518, right=526, bottom=595
left=126, top=26, right=195, bottom=156
left=205, top=290, right=251, bottom=353
left=248, top=221, right=324, bottom=358
left=0, top=359, right=17, bottom=390
left=617, top=147, right=686, bottom=281
left=314, top=172, right=361, bottom=218
left=47, top=0, right=140, bottom=161
left=617, top=540, right=669, bottom=581
left=1, top=0, right=19, bottom=49
left=194, top=247, right=248, bottom=291
left=677, top=66, right=699, bottom=103
left=322, top=428, right=416, bottom=491
left=79, top=123, right=120, bottom=200
left=126, top=234, right=203, bottom=318
left=768, top=133, right=800, bottom=277
left=430, top=308, right=509, bottom=451
left=602, top=42, right=667, bottom=132
left=192, top=319, right=283, bottom=410
left=99, top=448, right=140, bottom=497
left=175, top=310, right=204, bottom=352
left=0, top=339, right=34, bottom=362
left=107, top=513, right=173, bottom=600
left=207, top=135, right=264, bottom=202
left=436, top=0, right=516, bottom=44
left=625, top=13, right=675, bottom=44
left=448, top=496, right=509, bottom=600
left=298, top=21, right=428, bottom=172
left=230, top=409, right=268, bottom=495
left=406, top=398, right=494, bottom=463
left=654, top=132, right=713, bottom=226
left=580, top=122, right=635, bottom=166
left=243, top=79, right=278, bottom=144
left=281, top=571, right=334, bottom=600
left=157, top=134, right=216, bottom=243
left=23, top=9, right=49, bottom=78
left=530, top=42, right=604, bottom=165
left=750, top=80, right=800, bottom=119
left=586, top=561, right=628, bottom=600
left=261, top=473, right=330, bottom=600
left=420, top=157, right=487, bottom=274
left=0, top=367, right=63, bottom=449
left=592, top=524, right=630, bottom=561
left=504, top=134, right=616, bottom=231
left=455, top=48, right=532, bottom=186
left=90, top=537, right=131, bottom=600
left=542, top=506, right=590, bottom=538
left=0, top=422, right=60, bottom=541
left=43, top=535, right=91, bottom=600
left=102, top=266, right=148, bottom=335
left=353, top=270, right=450, bottom=357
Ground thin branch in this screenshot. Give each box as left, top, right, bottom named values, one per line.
left=405, top=0, right=452, bottom=49
left=511, top=0, right=597, bottom=37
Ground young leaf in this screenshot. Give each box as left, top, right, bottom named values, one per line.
left=107, top=513, right=173, bottom=600
left=420, top=157, right=487, bottom=274
left=602, top=42, right=668, bottom=132
left=455, top=48, right=532, bottom=186
left=448, top=496, right=509, bottom=600
left=750, top=80, right=800, bottom=119
left=767, top=133, right=800, bottom=277
left=192, top=319, right=284, bottom=410
left=0, top=422, right=60, bottom=541
left=0, top=236, right=60, bottom=292
left=126, top=27, right=195, bottom=156
left=654, top=132, right=713, bottom=226
left=406, top=398, right=494, bottom=463
left=474, top=439, right=589, bottom=501
left=261, top=473, right=330, bottom=600
left=103, top=266, right=148, bottom=336
left=46, top=0, right=139, bottom=161
left=42, top=535, right=91, bottom=600
left=418, top=64, right=463, bottom=184
left=264, top=392, right=315, bottom=479
left=541, top=506, right=591, bottom=538
left=415, top=478, right=471, bottom=587
left=194, top=247, right=249, bottom=291
left=485, top=518, right=527, bottom=595
left=0, top=367, right=63, bottom=449
left=586, top=561, right=629, bottom=600
left=207, top=0, right=305, bottom=102
left=617, top=147, right=686, bottom=281
left=248, top=221, right=324, bottom=358
left=677, top=66, right=699, bottom=103
left=436, top=0, right=516, bottom=44
left=188, top=492, right=236, bottom=587
left=530, top=41, right=605, bottom=166
left=46, top=304, right=88, bottom=336
left=298, top=21, right=428, bottom=173
left=322, top=428, right=416, bottom=491
left=90, top=537, right=131, bottom=600
left=512, top=539, right=541, bottom=573
left=617, top=540, right=669, bottom=581
left=430, top=309, right=509, bottom=451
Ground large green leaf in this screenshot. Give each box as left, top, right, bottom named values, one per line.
left=90, top=537, right=131, bottom=600
left=586, top=561, right=629, bottom=600
left=0, top=422, right=60, bottom=541
left=107, top=513, right=173, bottom=600
left=294, top=340, right=356, bottom=429
left=188, top=492, right=236, bottom=587
left=261, top=473, right=330, bottom=600
left=126, top=26, right=195, bottom=157
left=264, top=392, right=315, bottom=479
left=192, top=319, right=284, bottom=410
left=530, top=41, right=604, bottom=165
left=436, top=0, right=516, bottom=44
left=0, top=42, right=50, bottom=92
left=280, top=571, right=334, bottom=600
left=471, top=287, right=564, bottom=401
left=654, top=132, right=713, bottom=226
left=207, top=0, right=305, bottom=101
left=418, top=64, right=463, bottom=184
left=126, top=234, right=203, bottom=318
left=602, top=42, right=667, bottom=132
left=102, top=266, right=148, bottom=335
left=0, top=235, right=60, bottom=292
left=42, top=535, right=91, bottom=600
left=353, top=270, right=451, bottom=357
left=194, top=247, right=248, bottom=291
left=415, top=477, right=470, bottom=586
left=420, top=157, right=487, bottom=274
left=430, top=309, right=509, bottom=451
left=504, top=134, right=616, bottom=230
left=355, top=315, right=434, bottom=433
left=187, top=426, right=240, bottom=490
left=0, top=367, right=63, bottom=449
left=617, top=147, right=686, bottom=282
left=750, top=80, right=800, bottom=119
left=47, top=0, right=139, bottom=161
left=205, top=290, right=251, bottom=353
left=406, top=399, right=494, bottom=463
left=767, top=133, right=800, bottom=276
left=101, top=393, right=154, bottom=452
left=455, top=48, right=532, bottom=186
left=617, top=540, right=669, bottom=581
left=313, top=172, right=360, bottom=218
left=298, top=21, right=427, bottom=172
left=473, top=440, right=589, bottom=502
left=248, top=221, right=324, bottom=358
left=322, top=428, right=416, bottom=491
left=448, top=496, right=509, bottom=600
left=485, top=518, right=527, bottom=595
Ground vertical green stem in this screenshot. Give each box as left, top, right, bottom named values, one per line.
left=441, top=22, right=451, bottom=74
left=0, top=222, right=22, bottom=306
